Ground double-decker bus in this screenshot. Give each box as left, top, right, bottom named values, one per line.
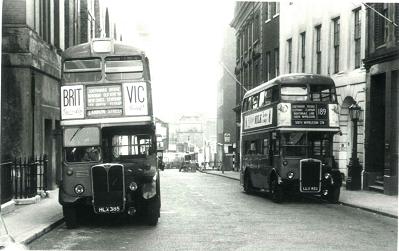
left=240, top=73, right=342, bottom=203
left=58, top=38, right=161, bottom=228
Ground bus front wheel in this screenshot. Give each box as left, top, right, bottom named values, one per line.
left=326, top=186, right=340, bottom=203
left=270, top=178, right=283, bottom=203
left=63, top=205, right=78, bottom=229
left=146, top=195, right=160, bottom=226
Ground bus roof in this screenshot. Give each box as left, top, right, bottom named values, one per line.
left=62, top=38, right=146, bottom=59
left=243, top=73, right=335, bottom=99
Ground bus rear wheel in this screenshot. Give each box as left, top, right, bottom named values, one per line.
left=270, top=178, right=284, bottom=203
left=243, top=172, right=253, bottom=194
left=63, top=205, right=78, bottom=229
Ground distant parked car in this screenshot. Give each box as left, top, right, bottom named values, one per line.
left=179, top=161, right=198, bottom=172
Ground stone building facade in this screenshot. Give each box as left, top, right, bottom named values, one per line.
left=1, top=0, right=103, bottom=189
left=279, top=1, right=367, bottom=181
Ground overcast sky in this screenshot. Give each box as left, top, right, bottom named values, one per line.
left=104, top=0, right=235, bottom=122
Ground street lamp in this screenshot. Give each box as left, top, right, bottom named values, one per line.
left=346, top=102, right=362, bottom=190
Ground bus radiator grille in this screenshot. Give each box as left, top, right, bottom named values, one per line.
left=300, top=160, right=321, bottom=193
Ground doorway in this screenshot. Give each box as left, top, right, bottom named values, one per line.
left=369, top=73, right=386, bottom=174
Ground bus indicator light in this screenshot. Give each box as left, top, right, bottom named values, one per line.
left=328, top=104, right=339, bottom=127
left=277, top=103, right=291, bottom=126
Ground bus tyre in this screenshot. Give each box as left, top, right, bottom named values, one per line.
left=147, top=196, right=160, bottom=226
left=243, top=172, right=253, bottom=194
left=63, top=205, right=78, bottom=229
left=327, top=186, right=340, bottom=204
left=270, top=178, right=283, bottom=203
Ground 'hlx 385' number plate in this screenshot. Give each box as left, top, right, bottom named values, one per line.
left=96, top=206, right=121, bottom=213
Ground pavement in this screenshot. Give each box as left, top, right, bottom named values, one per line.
left=0, top=171, right=397, bottom=247
left=202, top=169, right=398, bottom=218
left=0, top=189, right=63, bottom=247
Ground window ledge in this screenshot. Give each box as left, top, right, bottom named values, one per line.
left=265, top=19, right=271, bottom=24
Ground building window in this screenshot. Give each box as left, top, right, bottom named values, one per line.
left=396, top=4, right=399, bottom=41
left=248, top=63, right=253, bottom=89
left=266, top=2, right=272, bottom=22
left=237, top=36, right=241, bottom=60
left=354, top=8, right=361, bottom=69
left=243, top=27, right=248, bottom=54
left=274, top=48, right=279, bottom=77
left=249, top=22, right=253, bottom=47
left=276, top=2, right=280, bottom=15
left=54, top=0, right=60, bottom=48
left=315, top=25, right=322, bottom=74
left=383, top=3, right=389, bottom=43
left=333, top=17, right=340, bottom=73
left=374, top=3, right=388, bottom=47
left=270, top=2, right=276, bottom=17
left=254, top=14, right=260, bottom=42
left=266, top=52, right=270, bottom=81
left=39, top=0, right=51, bottom=43
left=301, top=33, right=306, bottom=72
left=254, top=61, right=260, bottom=86
left=287, top=38, right=292, bottom=73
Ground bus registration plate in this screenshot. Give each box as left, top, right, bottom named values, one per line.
left=97, top=206, right=121, bottom=213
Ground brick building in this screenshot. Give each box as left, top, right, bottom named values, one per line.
left=230, top=1, right=280, bottom=170
left=216, top=27, right=236, bottom=171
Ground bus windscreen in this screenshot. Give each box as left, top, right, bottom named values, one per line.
left=64, top=127, right=100, bottom=147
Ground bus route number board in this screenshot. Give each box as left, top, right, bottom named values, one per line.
left=291, top=104, right=328, bottom=126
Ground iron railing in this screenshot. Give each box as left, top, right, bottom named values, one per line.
left=1, top=155, right=48, bottom=203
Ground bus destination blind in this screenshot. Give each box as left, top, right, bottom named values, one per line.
left=86, top=85, right=122, bottom=117
left=291, top=103, right=328, bottom=126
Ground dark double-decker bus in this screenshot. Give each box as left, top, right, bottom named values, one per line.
left=58, top=38, right=161, bottom=228
left=240, top=73, right=342, bottom=203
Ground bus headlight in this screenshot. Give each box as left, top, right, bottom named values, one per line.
left=329, top=104, right=339, bottom=127
left=129, top=182, right=138, bottom=191
left=287, top=172, right=294, bottom=179
left=324, top=173, right=331, bottom=179
left=74, top=184, right=85, bottom=195
left=277, top=103, right=291, bottom=126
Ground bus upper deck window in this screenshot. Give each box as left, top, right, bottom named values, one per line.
left=63, top=59, right=102, bottom=83
left=252, top=95, right=259, bottom=109
left=280, top=85, right=308, bottom=101
left=310, top=85, right=336, bottom=102
left=105, top=56, right=144, bottom=81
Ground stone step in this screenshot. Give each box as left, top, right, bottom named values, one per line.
left=368, top=185, right=384, bottom=193
left=375, top=180, right=384, bottom=186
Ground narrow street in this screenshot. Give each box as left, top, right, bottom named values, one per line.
left=29, top=169, right=397, bottom=251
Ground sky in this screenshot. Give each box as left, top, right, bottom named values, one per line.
left=104, top=0, right=236, bottom=122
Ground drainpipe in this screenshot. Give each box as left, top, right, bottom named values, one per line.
left=31, top=71, right=35, bottom=157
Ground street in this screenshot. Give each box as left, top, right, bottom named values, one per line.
left=29, top=169, right=397, bottom=251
